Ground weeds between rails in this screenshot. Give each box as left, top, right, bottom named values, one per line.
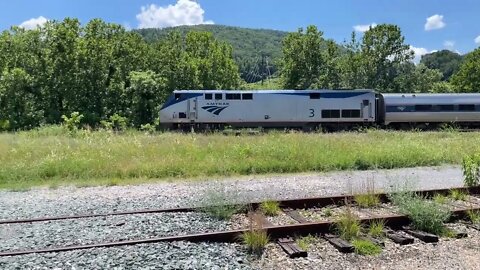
left=2, top=126, right=480, bottom=189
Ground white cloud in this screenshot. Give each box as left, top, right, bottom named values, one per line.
left=410, top=45, right=437, bottom=63
left=353, top=23, right=377, bottom=33
left=443, top=40, right=455, bottom=49
left=19, top=16, right=48, bottom=30
left=475, top=35, right=480, bottom=45
left=136, top=0, right=214, bottom=29
left=424, top=14, right=446, bottom=31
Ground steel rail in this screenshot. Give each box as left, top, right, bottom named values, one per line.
left=1, top=186, right=479, bottom=225
left=1, top=205, right=478, bottom=257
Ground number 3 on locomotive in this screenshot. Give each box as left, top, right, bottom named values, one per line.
left=309, top=109, right=315, bottom=118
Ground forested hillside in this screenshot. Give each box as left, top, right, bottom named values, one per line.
left=136, top=25, right=288, bottom=83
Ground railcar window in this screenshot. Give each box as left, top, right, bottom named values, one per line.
left=322, top=110, right=340, bottom=118
left=438, top=105, right=454, bottom=111
left=242, top=93, right=253, bottom=100
left=341, top=109, right=361, bottom=118
left=205, top=93, right=212, bottom=100
left=310, top=93, right=320, bottom=99
left=459, top=104, right=475, bottom=111
left=415, top=105, right=433, bottom=111
left=215, top=93, right=222, bottom=100
left=226, top=93, right=241, bottom=100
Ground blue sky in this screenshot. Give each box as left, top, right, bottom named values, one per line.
left=1, top=0, right=479, bottom=60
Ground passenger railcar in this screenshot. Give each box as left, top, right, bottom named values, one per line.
left=384, top=93, right=480, bottom=127
left=159, top=90, right=379, bottom=130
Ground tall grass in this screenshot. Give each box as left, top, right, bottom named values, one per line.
left=1, top=128, right=479, bottom=189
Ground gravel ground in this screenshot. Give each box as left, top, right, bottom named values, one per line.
left=0, top=212, right=230, bottom=253
left=0, top=165, right=463, bottom=221
left=0, top=242, right=253, bottom=270
left=0, top=165, right=472, bottom=269
left=254, top=224, right=480, bottom=270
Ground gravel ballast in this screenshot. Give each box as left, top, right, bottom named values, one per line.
left=0, top=165, right=473, bottom=269
left=0, top=166, right=462, bottom=221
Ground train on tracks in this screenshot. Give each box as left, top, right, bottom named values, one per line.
left=159, top=89, right=480, bottom=130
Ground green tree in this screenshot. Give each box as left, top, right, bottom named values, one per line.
left=420, top=50, right=463, bottom=81
left=450, top=48, right=480, bottom=92
left=0, top=68, right=43, bottom=130
left=281, top=26, right=326, bottom=89
left=126, top=71, right=167, bottom=127
left=361, top=24, right=413, bottom=91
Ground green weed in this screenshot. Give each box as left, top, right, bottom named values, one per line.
left=296, top=234, right=317, bottom=251
left=335, top=207, right=361, bottom=241
left=368, top=220, right=385, bottom=238
left=433, top=194, right=449, bottom=204
left=449, top=189, right=467, bottom=201
left=260, top=201, right=281, bottom=216
left=352, top=239, right=382, bottom=256
left=467, top=210, right=480, bottom=224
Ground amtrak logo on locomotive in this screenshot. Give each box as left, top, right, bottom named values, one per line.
left=202, top=105, right=229, bottom=115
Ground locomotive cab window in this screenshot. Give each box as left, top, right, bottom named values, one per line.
left=175, top=93, right=181, bottom=100
left=309, top=93, right=320, bottom=99
left=459, top=104, right=475, bottom=111
left=322, top=110, right=340, bottom=118
left=205, top=93, right=212, bottom=100
left=242, top=93, right=253, bottom=100
left=215, top=93, right=222, bottom=100
left=226, top=93, right=241, bottom=100
left=341, top=109, right=361, bottom=118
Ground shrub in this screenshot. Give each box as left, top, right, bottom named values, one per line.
left=352, top=239, right=382, bottom=256
left=433, top=194, right=449, bottom=204
left=335, top=207, right=361, bottom=241
left=390, top=192, right=450, bottom=235
left=260, top=201, right=281, bottom=216
left=61, top=112, right=84, bottom=133
left=462, top=154, right=480, bottom=187
left=101, top=113, right=128, bottom=132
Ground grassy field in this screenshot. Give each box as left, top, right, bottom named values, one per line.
left=0, top=126, right=479, bottom=190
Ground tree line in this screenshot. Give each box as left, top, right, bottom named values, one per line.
left=0, top=18, right=240, bottom=131
left=280, top=24, right=480, bottom=93
left=0, top=19, right=479, bottom=131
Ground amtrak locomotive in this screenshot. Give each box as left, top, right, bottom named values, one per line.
left=159, top=89, right=480, bottom=130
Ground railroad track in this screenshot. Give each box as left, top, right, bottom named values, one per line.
left=1, top=186, right=480, bottom=258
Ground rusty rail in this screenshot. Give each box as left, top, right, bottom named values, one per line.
left=1, top=186, right=479, bottom=225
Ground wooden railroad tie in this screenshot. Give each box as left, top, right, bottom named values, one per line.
left=277, top=238, right=308, bottom=258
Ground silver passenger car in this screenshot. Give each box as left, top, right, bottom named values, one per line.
left=383, top=93, right=480, bottom=125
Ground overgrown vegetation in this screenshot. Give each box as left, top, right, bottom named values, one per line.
left=390, top=191, right=450, bottom=235
left=351, top=239, right=382, bottom=256
left=368, top=220, right=385, bottom=238
left=449, top=189, right=468, bottom=201
left=259, top=201, right=281, bottom=217
left=467, top=210, right=480, bottom=224
left=354, top=179, right=380, bottom=208
left=296, top=234, right=317, bottom=251
left=2, top=130, right=480, bottom=189
left=242, top=212, right=269, bottom=254
left=462, top=154, right=480, bottom=187
left=335, top=207, right=361, bottom=241
left=199, top=183, right=245, bottom=220
left=433, top=194, right=449, bottom=204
